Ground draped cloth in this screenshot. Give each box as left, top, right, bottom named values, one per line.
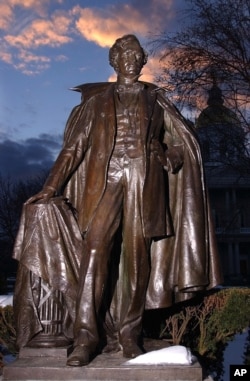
left=13, top=197, right=83, bottom=348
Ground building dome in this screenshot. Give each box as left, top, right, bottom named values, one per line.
left=196, top=84, right=245, bottom=165
left=196, top=84, right=240, bottom=128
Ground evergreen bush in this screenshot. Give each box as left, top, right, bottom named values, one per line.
left=160, top=288, right=250, bottom=357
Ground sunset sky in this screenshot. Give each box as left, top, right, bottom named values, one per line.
left=0, top=0, right=186, bottom=179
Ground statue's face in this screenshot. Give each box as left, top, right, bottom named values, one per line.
left=116, top=41, right=144, bottom=77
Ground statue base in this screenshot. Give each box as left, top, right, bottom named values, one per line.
left=26, top=333, right=72, bottom=348
left=3, top=344, right=203, bottom=381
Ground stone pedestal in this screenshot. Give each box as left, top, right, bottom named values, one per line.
left=3, top=347, right=203, bottom=381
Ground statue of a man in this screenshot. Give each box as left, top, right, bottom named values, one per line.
left=14, top=34, right=222, bottom=366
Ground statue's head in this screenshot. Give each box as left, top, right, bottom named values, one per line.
left=109, top=34, right=148, bottom=77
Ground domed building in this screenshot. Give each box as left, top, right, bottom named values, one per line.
left=196, top=83, right=245, bottom=166
left=196, top=84, right=250, bottom=286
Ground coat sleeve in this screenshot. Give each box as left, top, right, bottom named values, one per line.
left=43, top=99, right=93, bottom=193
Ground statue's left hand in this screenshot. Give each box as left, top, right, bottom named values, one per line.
left=150, top=139, right=168, bottom=166
left=25, top=186, right=56, bottom=204
left=165, top=146, right=184, bottom=173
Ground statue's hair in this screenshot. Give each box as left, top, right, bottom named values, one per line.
left=109, top=34, right=148, bottom=70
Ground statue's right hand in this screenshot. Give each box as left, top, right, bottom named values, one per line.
left=25, top=186, right=56, bottom=205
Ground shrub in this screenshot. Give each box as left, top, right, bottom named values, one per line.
left=160, top=288, right=250, bottom=357
left=0, top=306, right=16, bottom=353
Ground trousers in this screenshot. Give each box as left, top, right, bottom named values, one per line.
left=73, top=155, right=151, bottom=350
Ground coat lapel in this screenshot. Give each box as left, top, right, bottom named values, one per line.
left=101, top=82, right=157, bottom=141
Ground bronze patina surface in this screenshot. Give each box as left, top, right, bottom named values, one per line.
left=12, top=34, right=222, bottom=367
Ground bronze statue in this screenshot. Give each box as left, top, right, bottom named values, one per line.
left=13, top=34, right=222, bottom=366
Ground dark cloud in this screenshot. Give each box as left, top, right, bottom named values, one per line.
left=0, top=133, right=62, bottom=181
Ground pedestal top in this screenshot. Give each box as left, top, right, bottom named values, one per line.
left=3, top=347, right=203, bottom=381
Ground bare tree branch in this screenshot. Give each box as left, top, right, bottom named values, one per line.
left=150, top=0, right=250, bottom=128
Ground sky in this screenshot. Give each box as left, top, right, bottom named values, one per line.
left=0, top=0, right=186, bottom=180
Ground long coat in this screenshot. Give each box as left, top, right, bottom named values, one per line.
left=43, top=80, right=222, bottom=306
left=44, top=81, right=173, bottom=238
left=13, top=81, right=222, bottom=347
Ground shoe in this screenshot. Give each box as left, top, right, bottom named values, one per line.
left=102, top=341, right=122, bottom=353
left=122, top=341, right=144, bottom=359
left=66, top=345, right=90, bottom=366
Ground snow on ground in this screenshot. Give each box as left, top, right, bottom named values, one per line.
left=0, top=295, right=13, bottom=307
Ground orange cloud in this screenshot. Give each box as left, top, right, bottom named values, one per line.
left=13, top=62, right=50, bottom=76
left=0, top=3, right=13, bottom=30
left=0, top=0, right=175, bottom=76
left=11, top=0, right=49, bottom=13
left=18, top=49, right=50, bottom=63
left=11, top=0, right=49, bottom=8
left=4, top=13, right=72, bottom=49
left=73, top=5, right=150, bottom=48
left=73, top=1, right=174, bottom=48
left=0, top=0, right=51, bottom=30
left=0, top=0, right=65, bottom=31
left=0, top=50, right=13, bottom=64
left=140, top=58, right=160, bottom=83
left=9, top=49, right=50, bottom=75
